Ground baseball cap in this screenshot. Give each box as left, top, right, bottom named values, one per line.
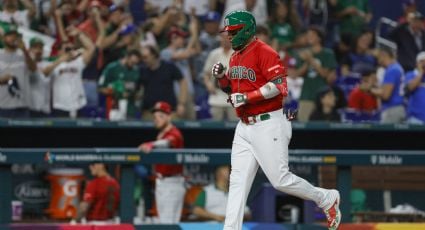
left=3, top=24, right=19, bottom=35
left=203, top=11, right=221, bottom=23
left=167, top=27, right=189, bottom=41
left=30, top=37, right=44, bottom=47
left=119, top=24, right=137, bottom=36
left=416, top=51, right=425, bottom=62
left=151, top=101, right=172, bottom=114
left=109, top=4, right=124, bottom=13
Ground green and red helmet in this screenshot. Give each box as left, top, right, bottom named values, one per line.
left=221, top=10, right=256, bottom=50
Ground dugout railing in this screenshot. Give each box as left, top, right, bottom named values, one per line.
left=1, top=148, right=425, bottom=224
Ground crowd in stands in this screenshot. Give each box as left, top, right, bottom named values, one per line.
left=0, top=0, right=424, bottom=124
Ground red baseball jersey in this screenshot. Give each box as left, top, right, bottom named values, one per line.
left=154, top=125, right=184, bottom=176
left=83, top=176, right=120, bottom=220
left=228, top=38, right=287, bottom=117
left=348, top=87, right=378, bottom=112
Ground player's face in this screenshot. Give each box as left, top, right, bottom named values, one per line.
left=89, top=164, right=97, bottom=176
left=153, top=111, right=170, bottom=130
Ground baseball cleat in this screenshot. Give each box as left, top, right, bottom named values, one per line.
left=324, top=190, right=341, bottom=230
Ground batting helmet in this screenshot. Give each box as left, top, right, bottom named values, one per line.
left=221, top=10, right=256, bottom=50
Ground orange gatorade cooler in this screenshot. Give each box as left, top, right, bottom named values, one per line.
left=46, top=168, right=85, bottom=219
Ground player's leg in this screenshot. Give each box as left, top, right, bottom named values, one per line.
left=224, top=123, right=259, bottom=230
left=250, top=110, right=340, bottom=228
left=155, top=177, right=186, bottom=224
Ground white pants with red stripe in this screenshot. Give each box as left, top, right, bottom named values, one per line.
left=155, top=176, right=185, bottom=224
left=223, top=109, right=336, bottom=230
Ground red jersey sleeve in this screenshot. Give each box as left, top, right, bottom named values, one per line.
left=83, top=180, right=95, bottom=203
left=258, top=46, right=286, bottom=81
left=348, top=89, right=361, bottom=110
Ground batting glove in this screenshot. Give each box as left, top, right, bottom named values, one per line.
left=212, top=62, right=227, bottom=79
left=229, top=93, right=247, bottom=108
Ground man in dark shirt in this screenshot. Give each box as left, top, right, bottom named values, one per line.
left=390, top=11, right=425, bottom=71
left=138, top=45, right=189, bottom=120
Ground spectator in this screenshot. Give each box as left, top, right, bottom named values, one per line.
left=202, top=33, right=237, bottom=121
left=310, top=86, right=340, bottom=122
left=224, top=0, right=268, bottom=26
left=193, top=165, right=251, bottom=222
left=103, top=23, right=140, bottom=68
left=348, top=67, right=379, bottom=113
left=336, top=0, right=372, bottom=38
left=193, top=11, right=221, bottom=82
left=28, top=37, right=68, bottom=117
left=285, top=57, right=303, bottom=111
left=268, top=0, right=296, bottom=51
left=160, top=17, right=201, bottom=120
left=371, top=47, right=406, bottom=123
left=50, top=26, right=95, bottom=118
left=296, top=26, right=338, bottom=122
left=398, top=0, right=419, bottom=24
left=74, top=163, right=120, bottom=223
left=98, top=49, right=142, bottom=120
left=139, top=45, right=189, bottom=120
left=333, top=33, right=353, bottom=68
left=341, top=29, right=376, bottom=76
left=404, top=51, right=425, bottom=124
left=0, top=0, right=36, bottom=29
left=138, top=101, right=185, bottom=224
left=255, top=25, right=271, bottom=44
left=0, top=24, right=36, bottom=118
left=390, top=11, right=425, bottom=72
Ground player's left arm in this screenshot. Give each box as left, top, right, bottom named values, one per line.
left=74, top=182, right=94, bottom=222
left=230, top=52, right=288, bottom=108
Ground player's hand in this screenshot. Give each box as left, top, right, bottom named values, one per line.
left=138, top=142, right=154, bottom=153
left=229, top=93, right=247, bottom=108
left=212, top=62, right=227, bottom=79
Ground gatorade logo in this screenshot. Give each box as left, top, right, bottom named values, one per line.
left=63, top=181, right=78, bottom=197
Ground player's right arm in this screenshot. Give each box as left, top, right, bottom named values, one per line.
left=211, top=62, right=231, bottom=94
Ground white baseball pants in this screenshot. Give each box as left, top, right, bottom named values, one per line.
left=223, top=109, right=334, bottom=230
left=155, top=176, right=186, bottom=224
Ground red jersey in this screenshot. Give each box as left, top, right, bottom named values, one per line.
left=83, top=176, right=120, bottom=220
left=228, top=39, right=287, bottom=117
left=348, top=87, right=378, bottom=112
left=154, top=125, right=184, bottom=176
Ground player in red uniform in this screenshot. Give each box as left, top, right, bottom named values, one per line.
left=211, top=10, right=341, bottom=230
left=74, top=163, right=120, bottom=223
left=138, top=101, right=185, bottom=223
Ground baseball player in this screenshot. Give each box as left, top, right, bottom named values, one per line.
left=74, top=163, right=120, bottom=223
left=138, top=101, right=186, bottom=224
left=211, top=11, right=341, bottom=230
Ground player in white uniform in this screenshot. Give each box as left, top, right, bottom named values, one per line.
left=211, top=11, right=341, bottom=230
left=51, top=26, right=95, bottom=118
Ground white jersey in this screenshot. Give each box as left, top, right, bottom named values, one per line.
left=52, top=56, right=87, bottom=111
left=0, top=10, right=30, bottom=28
left=202, top=47, right=233, bottom=107
left=203, top=184, right=228, bottom=216
left=29, top=61, right=52, bottom=113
